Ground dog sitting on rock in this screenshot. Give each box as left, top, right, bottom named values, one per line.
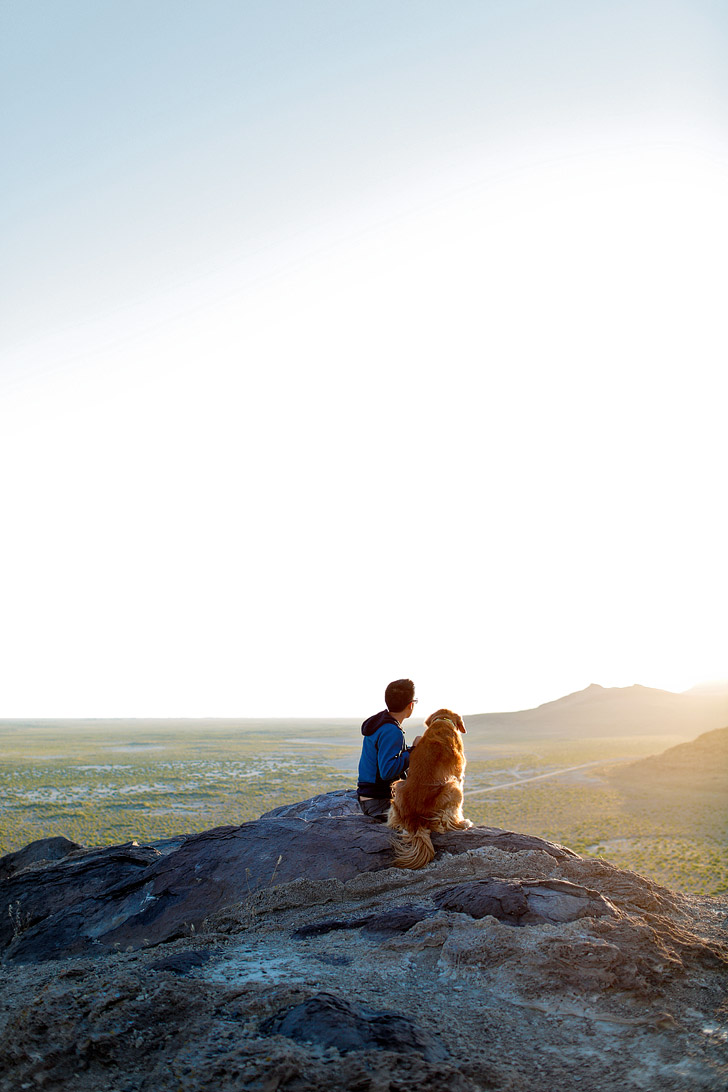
left=387, top=707, right=472, bottom=869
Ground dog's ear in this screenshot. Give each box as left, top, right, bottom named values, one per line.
left=453, top=712, right=466, bottom=734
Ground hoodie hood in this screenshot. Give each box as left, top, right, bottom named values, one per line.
left=361, top=709, right=400, bottom=736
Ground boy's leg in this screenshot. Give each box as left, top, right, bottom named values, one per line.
left=358, top=797, right=391, bottom=822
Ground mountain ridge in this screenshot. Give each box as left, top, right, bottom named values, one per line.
left=613, top=725, right=728, bottom=791
left=465, top=681, right=728, bottom=741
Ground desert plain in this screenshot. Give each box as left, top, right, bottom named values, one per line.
left=1, top=683, right=727, bottom=897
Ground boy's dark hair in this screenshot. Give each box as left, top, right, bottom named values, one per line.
left=384, top=679, right=415, bottom=712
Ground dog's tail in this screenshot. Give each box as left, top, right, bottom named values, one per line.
left=391, top=827, right=435, bottom=870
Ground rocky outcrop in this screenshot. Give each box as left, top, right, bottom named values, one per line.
left=0, top=790, right=576, bottom=963
left=0, top=834, right=82, bottom=881
left=431, top=876, right=617, bottom=924
left=0, top=791, right=726, bottom=1092
left=292, top=877, right=618, bottom=938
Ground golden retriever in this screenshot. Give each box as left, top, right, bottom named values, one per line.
left=387, top=707, right=472, bottom=869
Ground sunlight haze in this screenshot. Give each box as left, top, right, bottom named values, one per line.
left=1, top=1, right=725, bottom=717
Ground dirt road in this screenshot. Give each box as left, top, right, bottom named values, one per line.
left=464, top=758, right=631, bottom=798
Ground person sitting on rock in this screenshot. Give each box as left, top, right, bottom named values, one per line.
left=356, top=678, right=422, bottom=821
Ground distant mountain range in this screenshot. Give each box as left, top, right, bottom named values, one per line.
left=467, top=683, right=728, bottom=741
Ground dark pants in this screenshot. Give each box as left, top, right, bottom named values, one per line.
left=357, top=796, right=391, bottom=822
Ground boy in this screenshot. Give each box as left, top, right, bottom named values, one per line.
left=357, top=678, right=421, bottom=821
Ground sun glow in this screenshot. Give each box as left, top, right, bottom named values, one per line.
left=2, top=144, right=725, bottom=717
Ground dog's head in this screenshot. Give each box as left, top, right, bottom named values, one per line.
left=423, top=708, right=466, bottom=734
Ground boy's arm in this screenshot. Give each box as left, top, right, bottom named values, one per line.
left=377, top=724, right=411, bottom=780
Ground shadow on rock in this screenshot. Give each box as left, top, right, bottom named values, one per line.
left=260, top=991, right=449, bottom=1062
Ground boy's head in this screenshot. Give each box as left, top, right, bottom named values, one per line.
left=385, top=678, right=416, bottom=713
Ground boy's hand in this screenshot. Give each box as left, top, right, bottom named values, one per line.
left=410, top=735, right=423, bottom=749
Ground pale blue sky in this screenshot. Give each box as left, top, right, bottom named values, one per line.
left=4, top=0, right=726, bottom=349
left=1, top=2, right=726, bottom=716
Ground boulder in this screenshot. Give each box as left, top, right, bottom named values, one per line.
left=433, top=878, right=617, bottom=925
left=0, top=835, right=82, bottom=881
left=260, top=991, right=449, bottom=1061
left=0, top=791, right=577, bottom=963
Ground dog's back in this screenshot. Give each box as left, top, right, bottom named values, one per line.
left=387, top=708, right=471, bottom=869
left=395, top=718, right=465, bottom=830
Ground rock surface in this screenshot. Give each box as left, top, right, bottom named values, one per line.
left=0, top=791, right=727, bottom=1092
left=0, top=834, right=82, bottom=881
left=260, top=992, right=449, bottom=1062
left=0, top=790, right=576, bottom=962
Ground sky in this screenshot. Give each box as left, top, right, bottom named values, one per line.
left=1, top=0, right=726, bottom=718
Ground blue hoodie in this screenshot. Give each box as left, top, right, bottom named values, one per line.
left=357, top=709, right=410, bottom=798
